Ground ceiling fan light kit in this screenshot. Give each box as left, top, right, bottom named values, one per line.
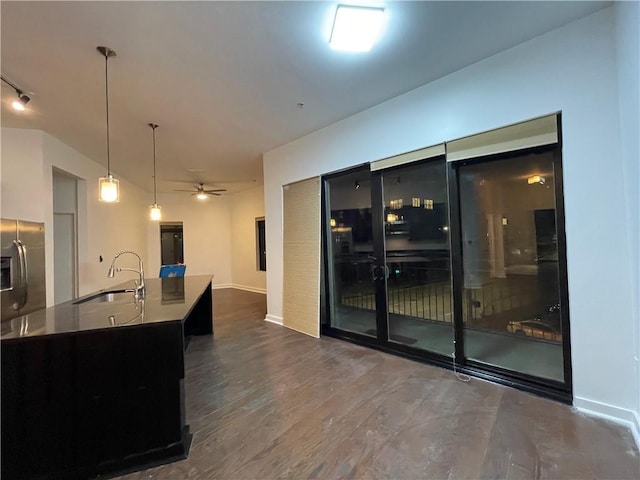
left=174, top=183, right=227, bottom=200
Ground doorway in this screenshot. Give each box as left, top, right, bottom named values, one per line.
left=160, top=223, right=184, bottom=265
left=53, top=169, right=78, bottom=304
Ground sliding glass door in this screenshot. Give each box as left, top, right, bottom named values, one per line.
left=381, top=161, right=453, bottom=356
left=455, top=150, right=567, bottom=383
left=322, top=115, right=571, bottom=400
left=324, top=167, right=377, bottom=337
left=323, top=157, right=453, bottom=359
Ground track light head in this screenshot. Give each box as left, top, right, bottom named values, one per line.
left=12, top=100, right=25, bottom=111
left=11, top=92, right=29, bottom=111
left=18, top=92, right=30, bottom=104
left=1, top=76, right=32, bottom=111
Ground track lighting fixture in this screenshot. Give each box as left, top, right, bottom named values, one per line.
left=1, top=76, right=31, bottom=111
left=148, top=123, right=162, bottom=221
left=97, top=46, right=120, bottom=203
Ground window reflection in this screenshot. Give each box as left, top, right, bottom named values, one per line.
left=459, top=151, right=563, bottom=381
left=326, top=170, right=377, bottom=336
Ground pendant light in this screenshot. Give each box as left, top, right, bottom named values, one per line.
left=97, top=46, right=120, bottom=203
left=148, top=123, right=162, bottom=221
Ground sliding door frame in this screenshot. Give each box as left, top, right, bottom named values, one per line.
left=321, top=116, right=572, bottom=403
left=447, top=140, right=572, bottom=403
left=321, top=158, right=457, bottom=371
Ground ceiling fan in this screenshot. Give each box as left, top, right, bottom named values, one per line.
left=174, top=183, right=226, bottom=199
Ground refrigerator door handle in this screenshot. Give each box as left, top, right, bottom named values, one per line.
left=14, top=240, right=28, bottom=310
left=19, top=241, right=28, bottom=309
left=11, top=240, right=22, bottom=310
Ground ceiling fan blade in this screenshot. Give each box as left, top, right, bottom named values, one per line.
left=204, top=189, right=226, bottom=193
left=174, top=189, right=197, bottom=192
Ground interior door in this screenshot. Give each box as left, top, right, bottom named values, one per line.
left=54, top=213, right=76, bottom=304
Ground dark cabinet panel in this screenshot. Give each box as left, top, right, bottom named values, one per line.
left=2, top=322, right=187, bottom=480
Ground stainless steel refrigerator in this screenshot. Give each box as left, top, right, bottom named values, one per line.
left=1, top=219, right=46, bottom=323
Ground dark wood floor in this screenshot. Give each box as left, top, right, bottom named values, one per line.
left=118, top=288, right=639, bottom=479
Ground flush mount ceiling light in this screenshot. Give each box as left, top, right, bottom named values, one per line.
left=1, top=75, right=31, bottom=111
left=97, top=46, right=120, bottom=203
left=148, top=123, right=162, bottom=221
left=330, top=5, right=385, bottom=52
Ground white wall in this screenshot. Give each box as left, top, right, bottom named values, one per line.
left=1, top=129, right=44, bottom=222
left=3, top=129, right=261, bottom=304
left=264, top=6, right=639, bottom=437
left=146, top=193, right=232, bottom=286
left=614, top=0, right=640, bottom=442
left=230, top=186, right=266, bottom=293
left=1, top=128, right=150, bottom=305
left=145, top=187, right=265, bottom=292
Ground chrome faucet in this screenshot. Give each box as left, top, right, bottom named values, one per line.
left=107, top=250, right=145, bottom=298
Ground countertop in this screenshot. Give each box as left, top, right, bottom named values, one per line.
left=0, top=275, right=213, bottom=341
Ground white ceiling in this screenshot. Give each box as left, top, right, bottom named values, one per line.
left=1, top=1, right=608, bottom=194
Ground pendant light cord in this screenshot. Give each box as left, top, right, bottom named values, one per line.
left=151, top=125, right=158, bottom=204
left=104, top=53, right=111, bottom=176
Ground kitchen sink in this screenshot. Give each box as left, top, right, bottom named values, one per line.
left=73, top=289, right=132, bottom=305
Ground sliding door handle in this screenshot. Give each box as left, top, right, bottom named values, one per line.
left=372, top=264, right=389, bottom=281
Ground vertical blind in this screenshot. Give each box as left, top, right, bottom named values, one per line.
left=282, top=177, right=321, bottom=338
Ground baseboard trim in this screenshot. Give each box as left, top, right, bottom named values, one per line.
left=264, top=314, right=283, bottom=325
left=230, top=284, right=267, bottom=294
left=574, top=396, right=640, bottom=450
left=211, top=284, right=266, bottom=294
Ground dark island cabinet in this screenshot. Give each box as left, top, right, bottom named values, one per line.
left=1, top=276, right=213, bottom=479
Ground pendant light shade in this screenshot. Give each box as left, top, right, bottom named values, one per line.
left=99, top=174, right=120, bottom=203
left=97, top=46, right=119, bottom=203
left=150, top=204, right=162, bottom=221
left=148, top=123, right=161, bottom=221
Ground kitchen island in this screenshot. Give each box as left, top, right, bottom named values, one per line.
left=1, top=275, right=213, bottom=480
